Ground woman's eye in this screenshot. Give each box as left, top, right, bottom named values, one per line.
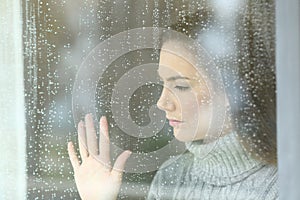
left=174, top=86, right=190, bottom=91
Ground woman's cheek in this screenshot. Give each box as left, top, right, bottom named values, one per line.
left=180, top=94, right=201, bottom=122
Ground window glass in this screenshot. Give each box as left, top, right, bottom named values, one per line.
left=23, top=0, right=277, bottom=199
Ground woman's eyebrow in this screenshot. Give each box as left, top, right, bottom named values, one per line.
left=157, top=71, right=190, bottom=81
left=166, top=76, right=190, bottom=81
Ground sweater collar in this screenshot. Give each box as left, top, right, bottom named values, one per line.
left=185, top=132, right=264, bottom=186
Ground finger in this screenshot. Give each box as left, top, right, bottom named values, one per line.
left=111, top=150, right=132, bottom=177
left=78, top=120, right=88, bottom=160
left=85, top=113, right=99, bottom=156
left=68, top=142, right=80, bottom=172
left=99, top=116, right=111, bottom=166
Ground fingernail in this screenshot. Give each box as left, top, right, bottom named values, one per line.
left=85, top=113, right=92, bottom=119
left=100, top=116, right=108, bottom=127
left=78, top=120, right=84, bottom=128
left=100, top=115, right=106, bottom=122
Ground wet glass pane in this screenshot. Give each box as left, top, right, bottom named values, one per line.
left=22, top=0, right=277, bottom=199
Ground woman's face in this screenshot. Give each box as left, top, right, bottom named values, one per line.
left=157, top=49, right=213, bottom=142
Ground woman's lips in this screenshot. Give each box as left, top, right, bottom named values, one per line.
left=168, top=119, right=183, bottom=127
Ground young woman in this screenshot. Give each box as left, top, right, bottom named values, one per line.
left=146, top=39, right=277, bottom=199
left=68, top=2, right=277, bottom=199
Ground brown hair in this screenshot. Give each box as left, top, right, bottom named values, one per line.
left=232, top=1, right=277, bottom=164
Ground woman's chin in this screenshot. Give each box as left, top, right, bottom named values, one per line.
left=173, top=129, right=202, bottom=142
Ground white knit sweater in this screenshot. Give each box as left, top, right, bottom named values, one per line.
left=147, top=132, right=278, bottom=200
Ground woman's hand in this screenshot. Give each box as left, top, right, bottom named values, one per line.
left=68, top=114, right=131, bottom=200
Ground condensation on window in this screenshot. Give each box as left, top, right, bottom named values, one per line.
left=23, top=0, right=276, bottom=199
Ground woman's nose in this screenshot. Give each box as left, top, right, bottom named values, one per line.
left=157, top=87, right=175, bottom=112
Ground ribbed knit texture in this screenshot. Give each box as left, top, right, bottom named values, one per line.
left=147, top=132, right=278, bottom=200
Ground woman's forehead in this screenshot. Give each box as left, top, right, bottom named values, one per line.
left=158, top=50, right=200, bottom=80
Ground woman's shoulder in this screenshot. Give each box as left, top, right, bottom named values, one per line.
left=244, top=163, right=278, bottom=200
left=257, top=164, right=278, bottom=199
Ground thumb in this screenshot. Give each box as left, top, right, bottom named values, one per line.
left=111, top=150, right=132, bottom=177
